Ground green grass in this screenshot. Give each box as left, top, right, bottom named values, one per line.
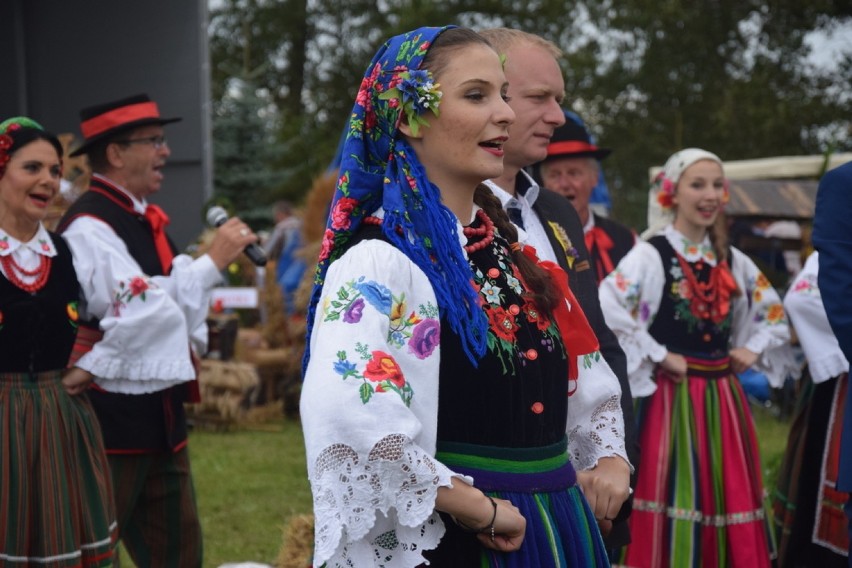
left=751, top=403, right=793, bottom=492
left=117, top=404, right=792, bottom=567
left=191, top=422, right=312, bottom=566
left=118, top=419, right=312, bottom=568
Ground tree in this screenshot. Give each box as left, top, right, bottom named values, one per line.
left=212, top=77, right=288, bottom=220
left=573, top=0, right=851, bottom=228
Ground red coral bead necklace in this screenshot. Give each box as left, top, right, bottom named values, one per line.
left=363, top=209, right=495, bottom=253
left=0, top=253, right=52, bottom=293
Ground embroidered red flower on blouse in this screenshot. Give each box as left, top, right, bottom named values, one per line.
left=363, top=351, right=405, bottom=390
left=129, top=276, right=149, bottom=296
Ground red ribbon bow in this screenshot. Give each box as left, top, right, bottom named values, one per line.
left=585, top=226, right=615, bottom=284
left=144, top=204, right=174, bottom=275
left=520, top=246, right=600, bottom=393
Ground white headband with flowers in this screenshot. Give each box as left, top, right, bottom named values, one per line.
left=643, top=148, right=729, bottom=238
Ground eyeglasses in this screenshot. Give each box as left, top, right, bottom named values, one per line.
left=117, top=135, right=168, bottom=150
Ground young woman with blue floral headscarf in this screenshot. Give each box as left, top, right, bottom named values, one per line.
left=301, top=26, right=628, bottom=567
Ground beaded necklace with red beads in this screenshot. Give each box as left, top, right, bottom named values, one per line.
left=0, top=252, right=52, bottom=293
left=363, top=208, right=495, bottom=253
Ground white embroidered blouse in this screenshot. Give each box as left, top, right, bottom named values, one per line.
left=784, top=251, right=849, bottom=383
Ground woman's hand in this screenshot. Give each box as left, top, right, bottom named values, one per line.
left=436, top=483, right=526, bottom=552
left=62, top=367, right=94, bottom=396
left=474, top=497, right=526, bottom=552
left=576, top=456, right=631, bottom=524
left=659, top=351, right=687, bottom=383
left=729, top=347, right=758, bottom=375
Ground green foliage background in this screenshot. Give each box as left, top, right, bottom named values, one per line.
left=209, top=0, right=851, bottom=230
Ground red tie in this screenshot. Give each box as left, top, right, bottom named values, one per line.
left=584, top=226, right=615, bottom=283
left=144, top=204, right=174, bottom=275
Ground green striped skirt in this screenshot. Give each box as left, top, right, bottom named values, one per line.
left=0, top=371, right=116, bottom=567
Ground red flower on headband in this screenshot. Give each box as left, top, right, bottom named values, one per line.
left=655, top=174, right=676, bottom=209
left=0, top=133, right=14, bottom=177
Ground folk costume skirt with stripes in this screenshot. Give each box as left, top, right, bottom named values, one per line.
left=772, top=372, right=849, bottom=567
left=426, top=438, right=610, bottom=567
left=620, top=356, right=774, bottom=568
left=0, top=371, right=116, bottom=568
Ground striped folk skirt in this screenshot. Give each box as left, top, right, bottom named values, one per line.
left=772, top=372, right=849, bottom=566
left=620, top=356, right=774, bottom=568
left=426, top=438, right=610, bottom=567
left=0, top=371, right=116, bottom=567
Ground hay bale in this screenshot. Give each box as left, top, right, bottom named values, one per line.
left=187, top=360, right=260, bottom=427
left=275, top=514, right=314, bottom=568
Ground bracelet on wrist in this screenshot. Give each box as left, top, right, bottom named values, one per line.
left=454, top=495, right=498, bottom=542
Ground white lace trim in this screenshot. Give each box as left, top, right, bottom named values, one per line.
left=567, top=394, right=626, bottom=471
left=310, top=433, right=458, bottom=567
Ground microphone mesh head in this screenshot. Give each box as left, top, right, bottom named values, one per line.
left=206, top=206, right=228, bottom=227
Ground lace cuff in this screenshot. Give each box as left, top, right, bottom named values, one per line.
left=567, top=394, right=630, bottom=472
left=310, top=433, right=461, bottom=567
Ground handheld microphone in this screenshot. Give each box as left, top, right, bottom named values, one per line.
left=205, top=206, right=267, bottom=266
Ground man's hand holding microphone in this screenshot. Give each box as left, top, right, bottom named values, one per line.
left=205, top=206, right=266, bottom=270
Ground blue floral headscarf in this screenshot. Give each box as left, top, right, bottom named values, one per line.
left=304, top=26, right=488, bottom=371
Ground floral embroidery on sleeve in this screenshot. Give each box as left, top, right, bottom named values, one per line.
left=112, top=276, right=155, bottom=317
left=790, top=273, right=818, bottom=295
left=611, top=267, right=650, bottom=323
left=747, top=272, right=787, bottom=325
left=323, top=277, right=440, bottom=355
left=0, top=236, right=8, bottom=251
left=334, top=344, right=413, bottom=406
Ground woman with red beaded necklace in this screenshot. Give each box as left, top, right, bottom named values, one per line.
left=599, top=149, right=795, bottom=567
left=0, top=117, right=115, bottom=565
left=301, top=26, right=628, bottom=567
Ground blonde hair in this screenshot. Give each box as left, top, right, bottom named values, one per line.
left=478, top=28, right=562, bottom=59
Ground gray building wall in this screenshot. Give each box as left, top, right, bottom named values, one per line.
left=0, top=0, right=212, bottom=249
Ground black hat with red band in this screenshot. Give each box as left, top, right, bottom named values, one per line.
left=69, top=94, right=181, bottom=157
left=544, top=119, right=611, bottom=162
